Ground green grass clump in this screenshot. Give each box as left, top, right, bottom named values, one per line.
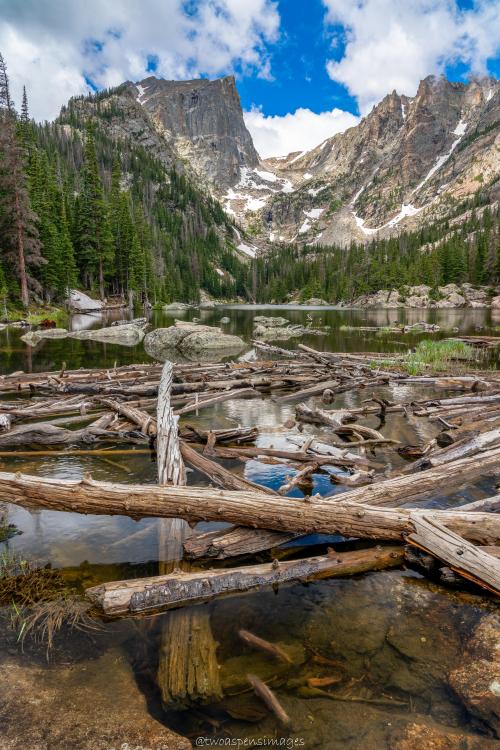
left=401, top=339, right=475, bottom=375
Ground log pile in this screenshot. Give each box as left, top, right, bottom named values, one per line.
left=0, top=348, right=499, bottom=612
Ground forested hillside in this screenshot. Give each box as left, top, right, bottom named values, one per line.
left=253, top=196, right=500, bottom=303
left=0, top=54, right=249, bottom=311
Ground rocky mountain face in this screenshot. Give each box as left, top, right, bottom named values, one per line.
left=60, top=74, right=499, bottom=251
left=60, top=75, right=258, bottom=190
left=226, top=75, right=499, bottom=247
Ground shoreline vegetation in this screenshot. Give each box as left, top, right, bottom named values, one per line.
left=2, top=279, right=499, bottom=328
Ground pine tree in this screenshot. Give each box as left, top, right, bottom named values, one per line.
left=73, top=122, right=114, bottom=297
left=0, top=53, right=42, bottom=308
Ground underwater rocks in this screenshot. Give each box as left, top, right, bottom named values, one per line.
left=449, top=613, right=500, bottom=738
left=0, top=649, right=190, bottom=750
left=390, top=720, right=500, bottom=749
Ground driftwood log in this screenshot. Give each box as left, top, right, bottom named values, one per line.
left=408, top=512, right=500, bottom=594
left=86, top=546, right=404, bottom=615
left=2, top=458, right=500, bottom=546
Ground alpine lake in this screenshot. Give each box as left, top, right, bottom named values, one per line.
left=0, top=304, right=499, bottom=750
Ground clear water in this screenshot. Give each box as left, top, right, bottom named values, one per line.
left=0, top=305, right=498, bottom=749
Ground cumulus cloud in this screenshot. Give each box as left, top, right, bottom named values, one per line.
left=323, top=0, right=500, bottom=114
left=244, top=106, right=359, bottom=158
left=0, top=0, right=280, bottom=120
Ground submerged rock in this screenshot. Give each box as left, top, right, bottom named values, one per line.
left=69, top=324, right=145, bottom=346
left=21, top=328, right=69, bottom=346
left=68, top=289, right=104, bottom=312
left=449, top=613, right=500, bottom=738
left=0, top=650, right=190, bottom=750
left=390, top=720, right=499, bottom=749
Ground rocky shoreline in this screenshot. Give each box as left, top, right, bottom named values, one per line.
left=342, top=284, right=500, bottom=310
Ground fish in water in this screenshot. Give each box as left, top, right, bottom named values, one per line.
left=247, top=673, right=290, bottom=726
left=238, top=628, right=292, bottom=664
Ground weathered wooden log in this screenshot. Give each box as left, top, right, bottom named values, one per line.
left=411, top=428, right=500, bottom=470
left=180, top=425, right=258, bottom=445
left=206, top=444, right=376, bottom=469
left=86, top=546, right=404, bottom=615
left=437, top=415, right=500, bottom=447
left=183, top=526, right=299, bottom=559
left=180, top=442, right=277, bottom=495
left=407, top=512, right=500, bottom=594
left=278, top=463, right=319, bottom=495
left=295, top=404, right=388, bottom=443
left=155, top=361, right=221, bottom=709
left=97, top=397, right=157, bottom=437
left=457, top=495, right=500, bottom=513
left=275, top=378, right=340, bottom=403
left=4, top=458, right=500, bottom=545
left=175, top=387, right=260, bottom=416
left=0, top=414, right=116, bottom=447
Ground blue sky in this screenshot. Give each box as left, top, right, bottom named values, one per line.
left=1, top=0, right=499, bottom=156
left=237, top=0, right=499, bottom=120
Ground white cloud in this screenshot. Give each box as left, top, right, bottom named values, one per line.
left=244, top=106, right=359, bottom=158
left=0, top=0, right=280, bottom=120
left=323, top=0, right=500, bottom=114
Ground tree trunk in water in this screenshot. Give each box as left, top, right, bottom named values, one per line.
left=155, top=361, right=221, bottom=710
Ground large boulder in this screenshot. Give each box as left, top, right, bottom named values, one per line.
left=69, top=324, right=145, bottom=346
left=145, top=323, right=245, bottom=360
left=448, top=613, right=500, bottom=737
left=21, top=328, right=69, bottom=346
left=163, top=302, right=192, bottom=312
left=491, top=295, right=500, bottom=310
left=181, top=329, right=245, bottom=353
left=144, top=326, right=191, bottom=358
left=68, top=290, right=104, bottom=312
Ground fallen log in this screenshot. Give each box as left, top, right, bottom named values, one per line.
left=183, top=526, right=299, bottom=560
left=0, top=414, right=116, bottom=447
left=457, top=495, right=500, bottom=513
left=175, top=387, right=260, bottom=416
left=86, top=546, right=404, bottom=615
left=437, top=415, right=500, bottom=447
left=4, top=460, right=500, bottom=545
left=407, top=512, right=500, bottom=594
left=410, top=428, right=500, bottom=470
left=180, top=442, right=277, bottom=495
left=295, top=404, right=388, bottom=443
left=275, top=379, right=340, bottom=403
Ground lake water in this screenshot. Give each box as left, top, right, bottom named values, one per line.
left=0, top=305, right=498, bottom=749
